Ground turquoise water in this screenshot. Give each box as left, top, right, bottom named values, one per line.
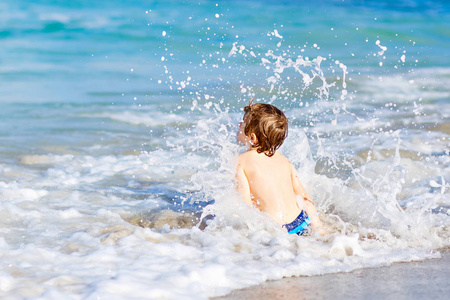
left=0, top=1, right=449, bottom=298
left=1, top=0, right=448, bottom=154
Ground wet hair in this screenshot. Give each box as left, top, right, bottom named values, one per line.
left=243, top=98, right=288, bottom=157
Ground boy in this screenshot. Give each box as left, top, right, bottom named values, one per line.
left=236, top=99, right=324, bottom=235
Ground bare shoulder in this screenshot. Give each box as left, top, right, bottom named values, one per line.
left=237, top=151, right=253, bottom=168
left=238, top=151, right=251, bottom=162
left=274, top=151, right=293, bottom=165
left=274, top=151, right=288, bottom=160
left=274, top=152, right=297, bottom=177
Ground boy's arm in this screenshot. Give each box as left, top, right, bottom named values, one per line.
left=235, top=162, right=253, bottom=206
left=291, top=164, right=314, bottom=204
left=291, top=164, right=325, bottom=233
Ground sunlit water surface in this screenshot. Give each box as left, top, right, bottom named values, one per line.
left=0, top=0, right=449, bottom=298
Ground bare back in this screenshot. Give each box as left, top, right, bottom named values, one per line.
left=236, top=150, right=302, bottom=224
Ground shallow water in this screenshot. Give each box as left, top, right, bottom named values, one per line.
left=219, top=253, right=450, bottom=300
left=0, top=0, right=449, bottom=299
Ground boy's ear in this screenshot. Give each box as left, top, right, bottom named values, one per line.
left=250, top=133, right=258, bottom=144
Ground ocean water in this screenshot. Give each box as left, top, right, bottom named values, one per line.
left=0, top=0, right=449, bottom=298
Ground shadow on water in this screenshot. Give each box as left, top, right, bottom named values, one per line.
left=121, top=182, right=215, bottom=230
left=127, top=209, right=214, bottom=231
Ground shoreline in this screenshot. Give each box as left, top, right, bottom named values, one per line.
left=217, top=252, right=450, bottom=300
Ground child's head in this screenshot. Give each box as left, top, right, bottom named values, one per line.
left=240, top=99, right=288, bottom=157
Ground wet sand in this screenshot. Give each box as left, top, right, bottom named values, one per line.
left=217, top=252, right=450, bottom=300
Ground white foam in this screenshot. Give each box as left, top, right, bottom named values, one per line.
left=0, top=124, right=447, bottom=299
left=1, top=32, right=449, bottom=300
left=0, top=182, right=48, bottom=202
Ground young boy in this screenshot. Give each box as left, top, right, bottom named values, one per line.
left=236, top=99, right=324, bottom=235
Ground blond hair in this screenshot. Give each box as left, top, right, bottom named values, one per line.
left=243, top=99, right=288, bottom=157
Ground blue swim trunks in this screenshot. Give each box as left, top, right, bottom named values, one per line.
left=283, top=210, right=310, bottom=235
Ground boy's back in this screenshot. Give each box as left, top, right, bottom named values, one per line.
left=235, top=99, right=324, bottom=235
left=237, top=150, right=302, bottom=224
